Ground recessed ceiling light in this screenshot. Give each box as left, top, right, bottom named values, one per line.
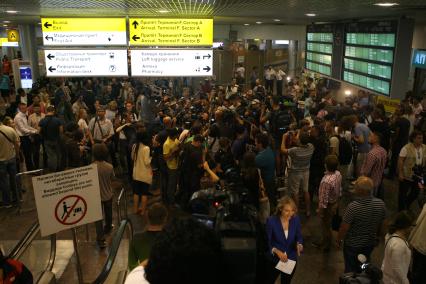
left=3, top=21, right=10, bottom=23
left=306, top=13, right=317, bottom=17
left=256, top=21, right=262, bottom=24
left=274, top=19, right=280, bottom=22
left=3, top=24, right=8, bottom=27
left=6, top=10, right=19, bottom=14
left=244, top=23, right=250, bottom=26
left=158, top=10, right=170, bottom=13
left=374, top=2, right=399, bottom=7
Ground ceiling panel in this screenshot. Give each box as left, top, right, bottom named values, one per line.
left=0, top=0, right=425, bottom=24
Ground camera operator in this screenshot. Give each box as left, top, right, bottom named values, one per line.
left=261, top=96, right=295, bottom=176
left=398, top=130, right=426, bottom=211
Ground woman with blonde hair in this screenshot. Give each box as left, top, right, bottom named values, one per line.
left=266, top=196, right=303, bottom=284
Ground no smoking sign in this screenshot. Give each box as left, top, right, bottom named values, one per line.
left=55, top=195, right=87, bottom=225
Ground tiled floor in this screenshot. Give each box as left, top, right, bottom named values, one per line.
left=0, top=173, right=417, bottom=283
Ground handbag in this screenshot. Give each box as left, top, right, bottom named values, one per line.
left=258, top=169, right=270, bottom=224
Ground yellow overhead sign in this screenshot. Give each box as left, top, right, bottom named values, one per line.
left=7, top=29, right=19, bottom=42
left=376, top=95, right=400, bottom=114
left=41, top=18, right=126, bottom=32
left=129, top=18, right=213, bottom=46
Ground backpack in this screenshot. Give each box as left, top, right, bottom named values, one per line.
left=337, top=135, right=352, bottom=165
left=271, top=110, right=292, bottom=136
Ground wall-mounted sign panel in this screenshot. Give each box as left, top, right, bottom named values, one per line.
left=44, top=50, right=128, bottom=77
left=0, top=38, right=19, bottom=47
left=129, top=18, right=213, bottom=46
left=41, top=18, right=127, bottom=46
left=7, top=29, right=19, bottom=42
left=413, top=49, right=426, bottom=69
left=131, top=49, right=213, bottom=77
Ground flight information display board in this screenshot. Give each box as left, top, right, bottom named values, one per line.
left=305, top=25, right=337, bottom=77
left=344, top=58, right=392, bottom=79
left=307, top=33, right=333, bottom=42
left=345, top=46, right=393, bottom=63
left=343, top=71, right=390, bottom=94
left=342, top=20, right=397, bottom=96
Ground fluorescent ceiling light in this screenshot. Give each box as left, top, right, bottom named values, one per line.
left=6, top=10, right=19, bottom=14
left=275, top=40, right=289, bottom=44
left=306, top=13, right=317, bottom=17
left=158, top=10, right=170, bottom=13
left=3, top=24, right=8, bottom=27
left=374, top=2, right=399, bottom=6
left=256, top=21, right=262, bottom=24
left=274, top=19, right=280, bottom=22
left=244, top=23, right=250, bottom=26
left=3, top=21, right=11, bottom=23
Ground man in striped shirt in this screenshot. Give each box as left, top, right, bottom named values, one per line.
left=337, top=176, right=385, bottom=273
left=315, top=155, right=342, bottom=251
left=360, top=132, right=387, bottom=198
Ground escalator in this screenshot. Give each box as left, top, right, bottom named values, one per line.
left=7, top=219, right=133, bottom=284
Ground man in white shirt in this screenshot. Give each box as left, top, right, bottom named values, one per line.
left=14, top=103, right=38, bottom=170
left=28, top=104, right=45, bottom=169
left=88, top=106, right=116, bottom=166
left=276, top=68, right=286, bottom=96
left=264, top=66, right=276, bottom=94
left=236, top=63, right=245, bottom=85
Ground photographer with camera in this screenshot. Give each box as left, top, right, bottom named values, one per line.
left=398, top=130, right=426, bottom=211
left=261, top=96, right=294, bottom=176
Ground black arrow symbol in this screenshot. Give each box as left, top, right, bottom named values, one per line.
left=44, top=22, right=52, bottom=29
left=108, top=37, right=111, bottom=41
left=132, top=35, right=140, bottom=41
left=132, top=20, right=139, bottom=29
left=203, top=66, right=211, bottom=72
left=45, top=35, right=53, bottom=41
left=203, top=54, right=211, bottom=59
left=47, top=54, right=55, bottom=60
left=48, top=66, right=56, bottom=72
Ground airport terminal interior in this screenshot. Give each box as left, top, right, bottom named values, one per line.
left=1, top=1, right=426, bottom=283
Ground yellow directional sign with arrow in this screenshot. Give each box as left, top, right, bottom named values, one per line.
left=129, top=18, right=213, bottom=46
left=41, top=18, right=127, bottom=46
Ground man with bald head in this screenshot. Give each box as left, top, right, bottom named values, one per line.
left=336, top=176, right=386, bottom=273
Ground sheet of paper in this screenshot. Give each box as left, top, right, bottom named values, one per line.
left=275, top=259, right=296, bottom=275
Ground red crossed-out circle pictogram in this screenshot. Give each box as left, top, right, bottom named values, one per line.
left=54, top=195, right=87, bottom=225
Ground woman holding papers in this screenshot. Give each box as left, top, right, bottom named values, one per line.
left=266, top=196, right=303, bottom=284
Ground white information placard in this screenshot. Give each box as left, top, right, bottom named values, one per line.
left=131, top=49, right=213, bottom=77
left=44, top=49, right=128, bottom=77
left=32, top=165, right=103, bottom=236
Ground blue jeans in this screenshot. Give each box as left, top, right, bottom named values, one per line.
left=0, top=158, right=17, bottom=204
left=343, top=244, right=375, bottom=273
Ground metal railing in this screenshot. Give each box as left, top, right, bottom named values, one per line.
left=116, top=187, right=128, bottom=224
left=15, top=169, right=44, bottom=214
left=8, top=222, right=40, bottom=260
left=7, top=221, right=58, bottom=284
left=92, top=219, right=133, bottom=284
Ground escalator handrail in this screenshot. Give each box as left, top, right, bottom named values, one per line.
left=8, top=222, right=40, bottom=260
left=92, top=219, right=133, bottom=284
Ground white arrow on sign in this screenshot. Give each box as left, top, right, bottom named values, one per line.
left=44, top=50, right=128, bottom=77
left=131, top=49, right=213, bottom=77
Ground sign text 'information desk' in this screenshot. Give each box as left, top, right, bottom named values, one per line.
left=44, top=49, right=129, bottom=77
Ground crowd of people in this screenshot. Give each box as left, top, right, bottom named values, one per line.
left=0, top=61, right=426, bottom=283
